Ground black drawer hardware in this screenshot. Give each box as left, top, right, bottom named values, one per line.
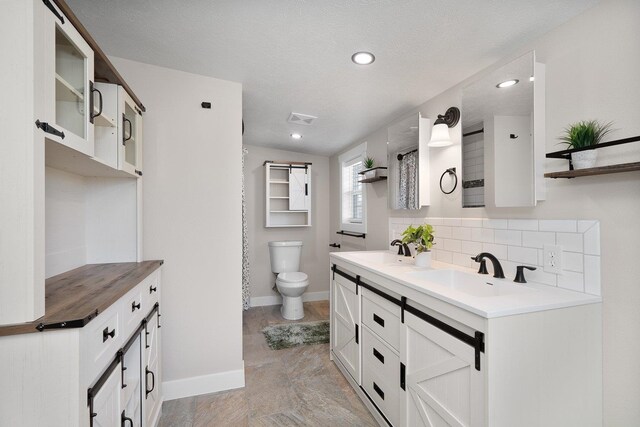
left=103, top=327, right=116, bottom=342
left=400, top=362, right=406, bottom=391
left=305, top=183, right=308, bottom=196
left=373, top=313, right=385, bottom=328
left=355, top=324, right=359, bottom=344
left=373, top=382, right=385, bottom=400
left=35, top=120, right=65, bottom=139
left=329, top=243, right=341, bottom=248
left=201, top=102, right=212, bottom=109
left=42, top=0, right=64, bottom=24
left=405, top=303, right=485, bottom=371
left=90, top=81, right=103, bottom=124
left=122, top=114, right=132, bottom=145
left=373, top=348, right=385, bottom=364
left=135, top=170, right=143, bottom=176
left=121, top=410, right=133, bottom=427
left=145, top=323, right=150, bottom=349
left=131, top=301, right=141, bottom=312
left=146, top=366, right=156, bottom=398
left=150, top=285, right=157, bottom=293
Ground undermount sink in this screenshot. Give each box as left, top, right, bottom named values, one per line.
left=406, top=269, right=535, bottom=298
left=349, top=251, right=414, bottom=266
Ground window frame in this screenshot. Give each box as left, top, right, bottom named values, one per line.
left=339, top=142, right=367, bottom=233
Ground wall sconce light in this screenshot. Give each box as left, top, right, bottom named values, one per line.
left=428, top=107, right=460, bottom=147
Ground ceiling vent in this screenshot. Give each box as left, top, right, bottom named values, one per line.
left=288, top=112, right=317, bottom=126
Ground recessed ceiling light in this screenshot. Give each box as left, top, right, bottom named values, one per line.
left=351, top=51, right=375, bottom=65
left=496, top=79, right=519, bottom=88
left=290, top=133, right=302, bottom=140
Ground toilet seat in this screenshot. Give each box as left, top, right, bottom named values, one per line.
left=277, top=272, right=308, bottom=283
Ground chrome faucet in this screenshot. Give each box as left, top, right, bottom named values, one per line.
left=471, top=252, right=505, bottom=279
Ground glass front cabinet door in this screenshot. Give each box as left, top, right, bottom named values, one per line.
left=47, top=2, right=95, bottom=157
left=120, top=92, right=143, bottom=176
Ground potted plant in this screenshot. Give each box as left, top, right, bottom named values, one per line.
left=401, top=223, right=435, bottom=267
left=363, top=156, right=376, bottom=179
left=559, top=120, right=614, bottom=169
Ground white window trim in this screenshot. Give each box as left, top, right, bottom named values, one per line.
left=339, top=142, right=367, bottom=233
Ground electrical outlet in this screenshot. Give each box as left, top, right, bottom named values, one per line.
left=543, top=244, right=562, bottom=274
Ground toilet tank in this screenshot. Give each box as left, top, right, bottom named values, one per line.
left=268, top=241, right=303, bottom=273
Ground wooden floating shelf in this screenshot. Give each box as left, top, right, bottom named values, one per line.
left=269, top=210, right=309, bottom=213
left=359, top=176, right=388, bottom=183
left=544, top=162, right=640, bottom=179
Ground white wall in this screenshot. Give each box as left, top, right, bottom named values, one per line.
left=111, top=57, right=244, bottom=400
left=331, top=0, right=640, bottom=423
left=244, top=144, right=330, bottom=305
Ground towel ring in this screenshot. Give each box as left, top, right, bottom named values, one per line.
left=440, top=168, right=458, bottom=194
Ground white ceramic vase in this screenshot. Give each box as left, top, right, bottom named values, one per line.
left=414, top=251, right=432, bottom=268
left=571, top=150, right=597, bottom=169
left=364, top=169, right=377, bottom=179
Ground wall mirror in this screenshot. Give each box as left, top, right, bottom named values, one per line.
left=461, top=51, right=545, bottom=208
left=388, top=114, right=430, bottom=209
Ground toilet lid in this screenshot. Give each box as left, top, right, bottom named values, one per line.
left=277, top=272, right=308, bottom=283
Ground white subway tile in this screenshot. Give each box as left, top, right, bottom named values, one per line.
left=583, top=223, right=600, bottom=256
left=481, top=243, right=508, bottom=259
left=443, top=238, right=462, bottom=253
left=452, top=227, right=472, bottom=241
left=483, top=219, right=508, bottom=229
left=471, top=228, right=483, bottom=242
left=460, top=218, right=483, bottom=228
left=443, top=218, right=462, bottom=226
left=538, top=249, right=544, bottom=266
left=557, top=233, right=584, bottom=253
left=436, top=225, right=452, bottom=238
left=508, top=219, right=538, bottom=231
left=557, top=271, right=584, bottom=292
left=563, top=251, right=584, bottom=273
left=584, top=255, right=601, bottom=296
left=461, top=240, right=483, bottom=255
left=522, top=231, right=556, bottom=249
left=495, top=230, right=522, bottom=246
left=480, top=228, right=494, bottom=243
left=452, top=252, right=472, bottom=268
left=428, top=217, right=443, bottom=226
left=437, top=250, right=453, bottom=264
left=508, top=246, right=538, bottom=265
left=528, top=268, right=558, bottom=287
left=539, top=220, right=577, bottom=232
left=578, top=220, right=597, bottom=233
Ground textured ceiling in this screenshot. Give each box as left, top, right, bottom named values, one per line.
left=67, top=0, right=598, bottom=156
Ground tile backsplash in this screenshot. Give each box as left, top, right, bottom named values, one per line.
left=389, top=217, right=601, bottom=296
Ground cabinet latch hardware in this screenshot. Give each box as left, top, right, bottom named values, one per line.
left=400, top=362, right=406, bottom=391
left=355, top=324, right=359, bottom=344
left=42, top=0, right=64, bottom=24
left=35, top=120, right=65, bottom=139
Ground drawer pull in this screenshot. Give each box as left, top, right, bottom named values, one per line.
left=102, top=327, right=115, bottom=342
left=146, top=367, right=155, bottom=398
left=373, top=382, right=385, bottom=400
left=373, top=313, right=385, bottom=327
left=131, top=301, right=141, bottom=312
left=150, top=285, right=157, bottom=294
left=373, top=348, right=385, bottom=364
left=121, top=410, right=133, bottom=427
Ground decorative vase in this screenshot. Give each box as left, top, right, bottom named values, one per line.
left=414, top=251, right=431, bottom=268
left=571, top=150, right=597, bottom=169
left=364, top=169, right=377, bottom=179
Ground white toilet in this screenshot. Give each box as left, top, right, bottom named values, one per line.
left=268, top=241, right=309, bottom=320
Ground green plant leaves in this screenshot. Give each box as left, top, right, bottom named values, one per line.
left=401, top=223, right=435, bottom=253
left=558, top=120, right=614, bottom=149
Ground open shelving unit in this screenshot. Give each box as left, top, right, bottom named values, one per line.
left=545, top=135, right=640, bottom=179
left=358, top=166, right=388, bottom=183
left=265, top=161, right=312, bottom=227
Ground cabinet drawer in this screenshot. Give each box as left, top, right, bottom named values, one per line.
left=362, top=362, right=400, bottom=426
left=362, top=288, right=401, bottom=351
left=362, top=326, right=400, bottom=393
left=122, top=287, right=145, bottom=331
left=81, top=304, right=122, bottom=380
left=142, top=270, right=160, bottom=308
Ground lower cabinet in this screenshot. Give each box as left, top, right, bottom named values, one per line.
left=331, top=269, right=360, bottom=383
left=145, top=310, right=162, bottom=427
left=91, top=365, right=122, bottom=427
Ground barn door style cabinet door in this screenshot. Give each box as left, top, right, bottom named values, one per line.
left=264, top=162, right=312, bottom=227
left=144, top=309, right=162, bottom=427
left=330, top=266, right=360, bottom=384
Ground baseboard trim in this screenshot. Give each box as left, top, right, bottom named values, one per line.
left=250, top=291, right=329, bottom=307
left=163, top=366, right=245, bottom=401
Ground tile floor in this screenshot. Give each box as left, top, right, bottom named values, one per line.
left=158, top=301, right=378, bottom=426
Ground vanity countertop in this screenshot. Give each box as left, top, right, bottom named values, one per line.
left=0, top=261, right=163, bottom=337
left=330, top=251, right=601, bottom=318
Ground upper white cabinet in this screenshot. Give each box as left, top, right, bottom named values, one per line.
left=94, top=83, right=144, bottom=177
left=265, top=162, right=312, bottom=227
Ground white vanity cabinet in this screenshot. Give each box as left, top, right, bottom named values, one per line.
left=94, top=83, right=144, bottom=177
left=330, top=257, right=602, bottom=427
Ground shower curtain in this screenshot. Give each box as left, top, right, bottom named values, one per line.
left=398, top=151, right=419, bottom=209
left=242, top=147, right=251, bottom=310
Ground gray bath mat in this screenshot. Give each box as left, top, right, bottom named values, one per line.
left=262, top=321, right=330, bottom=350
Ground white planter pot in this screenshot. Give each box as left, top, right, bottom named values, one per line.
left=571, top=150, right=598, bottom=169
left=364, top=169, right=377, bottom=179
left=414, top=251, right=432, bottom=268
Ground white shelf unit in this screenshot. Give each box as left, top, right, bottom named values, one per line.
left=265, top=161, right=312, bottom=227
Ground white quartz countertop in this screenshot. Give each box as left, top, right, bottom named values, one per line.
left=330, top=251, right=601, bottom=318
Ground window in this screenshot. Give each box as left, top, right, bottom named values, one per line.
left=339, top=142, right=367, bottom=233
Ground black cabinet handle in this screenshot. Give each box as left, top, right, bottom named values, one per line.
left=122, top=115, right=132, bottom=145
left=146, top=367, right=155, bottom=397
left=131, top=301, right=141, bottom=312
left=373, top=348, right=385, bottom=364
left=373, top=313, right=385, bottom=328
left=329, top=243, right=341, bottom=248
left=35, top=120, right=65, bottom=139
left=102, top=327, right=115, bottom=342
left=373, top=382, right=385, bottom=400
left=121, top=410, right=133, bottom=427
left=135, top=170, right=143, bottom=176
left=90, top=82, right=103, bottom=124
left=150, top=285, right=157, bottom=294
